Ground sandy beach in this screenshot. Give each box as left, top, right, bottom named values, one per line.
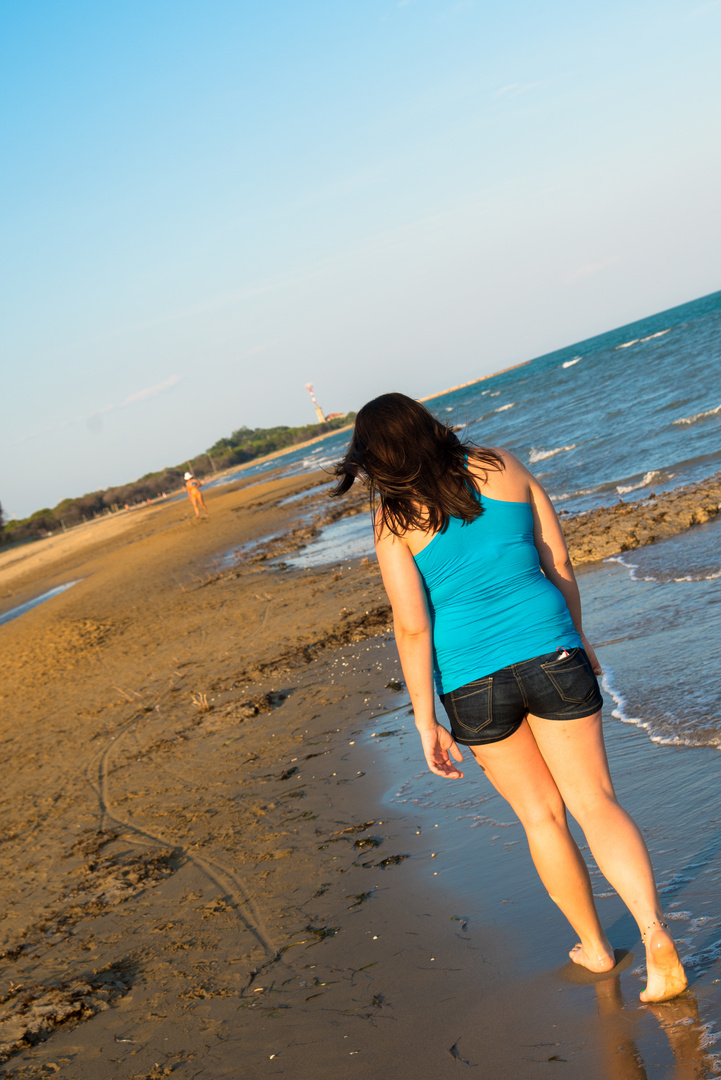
left=1, top=470, right=720, bottom=1079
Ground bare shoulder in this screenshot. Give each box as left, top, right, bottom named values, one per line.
left=468, top=446, right=532, bottom=501
left=373, top=506, right=406, bottom=550
left=373, top=505, right=388, bottom=545
left=491, top=446, right=531, bottom=474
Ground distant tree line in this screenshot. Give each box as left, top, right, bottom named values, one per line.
left=1, top=414, right=353, bottom=545
left=206, top=415, right=353, bottom=469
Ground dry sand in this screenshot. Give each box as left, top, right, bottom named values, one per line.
left=1, top=472, right=720, bottom=1079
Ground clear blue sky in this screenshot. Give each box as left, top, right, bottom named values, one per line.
left=2, top=0, right=720, bottom=519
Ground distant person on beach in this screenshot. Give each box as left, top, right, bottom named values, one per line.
left=332, top=392, right=688, bottom=1003
left=184, top=472, right=208, bottom=518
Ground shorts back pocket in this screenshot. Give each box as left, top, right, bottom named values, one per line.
left=540, top=649, right=597, bottom=705
left=443, top=676, right=494, bottom=739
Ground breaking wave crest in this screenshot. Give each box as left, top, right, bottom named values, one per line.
left=616, top=469, right=663, bottom=495
left=615, top=329, right=671, bottom=350
left=529, top=443, right=577, bottom=464
left=673, top=403, right=721, bottom=426
left=604, top=554, right=721, bottom=585
left=601, top=668, right=647, bottom=730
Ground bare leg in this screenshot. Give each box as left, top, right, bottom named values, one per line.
left=469, top=721, right=615, bottom=973
left=527, top=711, right=687, bottom=1002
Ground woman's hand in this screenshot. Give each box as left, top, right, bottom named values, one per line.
left=417, top=722, right=465, bottom=779
left=580, top=632, right=603, bottom=675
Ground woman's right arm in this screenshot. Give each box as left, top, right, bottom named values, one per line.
left=375, top=522, right=464, bottom=779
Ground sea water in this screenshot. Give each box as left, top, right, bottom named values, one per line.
left=279, top=289, right=721, bottom=753
left=231, top=288, right=721, bottom=512
left=582, top=514, right=721, bottom=750
left=0, top=580, right=80, bottom=627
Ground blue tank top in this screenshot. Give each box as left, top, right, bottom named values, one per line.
left=412, top=495, right=582, bottom=694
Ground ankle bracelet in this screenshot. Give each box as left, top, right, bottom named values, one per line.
left=642, top=918, right=669, bottom=941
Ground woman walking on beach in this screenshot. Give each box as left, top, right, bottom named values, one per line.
left=184, top=472, right=208, bottom=518
left=333, top=392, right=687, bottom=1003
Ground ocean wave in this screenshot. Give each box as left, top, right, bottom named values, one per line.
left=673, top=403, right=721, bottom=426
left=562, top=357, right=581, bottom=368
left=665, top=910, right=693, bottom=921
left=529, top=443, right=577, bottom=464
left=682, top=936, right=721, bottom=973
left=604, top=555, right=656, bottom=582
left=614, top=329, right=670, bottom=350
left=298, top=453, right=336, bottom=471
left=602, top=669, right=721, bottom=750
left=656, top=873, right=693, bottom=895
left=550, top=486, right=598, bottom=503
left=605, top=553, right=721, bottom=584
left=601, top=668, right=648, bottom=731
left=470, top=404, right=516, bottom=425
left=616, top=469, right=662, bottom=495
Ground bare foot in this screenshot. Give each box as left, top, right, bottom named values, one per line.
left=640, top=925, right=688, bottom=1002
left=569, top=941, right=616, bottom=973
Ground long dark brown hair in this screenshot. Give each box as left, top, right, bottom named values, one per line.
left=331, top=392, right=504, bottom=536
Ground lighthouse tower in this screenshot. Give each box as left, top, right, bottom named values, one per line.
left=305, top=383, right=326, bottom=424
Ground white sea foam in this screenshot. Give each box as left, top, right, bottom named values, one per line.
left=689, top=916, right=717, bottom=933
left=657, top=873, right=693, bottom=895
left=601, top=667, right=650, bottom=732
left=529, top=443, right=577, bottom=464
left=489, top=391, right=500, bottom=397
left=616, top=469, right=661, bottom=495
left=648, top=730, right=721, bottom=749
left=300, top=453, right=335, bottom=471
left=605, top=553, right=721, bottom=585
left=683, top=936, right=721, bottom=972
left=604, top=555, right=657, bottom=582
left=562, top=356, right=581, bottom=368
left=614, top=329, right=670, bottom=350
left=550, top=485, right=602, bottom=503
left=494, top=402, right=515, bottom=412
left=672, top=569, right=721, bottom=583
left=673, top=403, right=721, bottom=426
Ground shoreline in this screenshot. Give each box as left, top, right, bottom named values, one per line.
left=211, top=359, right=534, bottom=482
left=1, top=470, right=720, bottom=1076
left=419, top=359, right=532, bottom=402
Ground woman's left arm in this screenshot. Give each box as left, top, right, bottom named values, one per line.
left=526, top=473, right=603, bottom=675
left=375, top=525, right=464, bottom=779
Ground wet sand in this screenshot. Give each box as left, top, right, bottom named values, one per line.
left=1, top=473, right=720, bottom=1078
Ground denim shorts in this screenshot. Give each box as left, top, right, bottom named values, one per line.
left=439, top=648, right=603, bottom=746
